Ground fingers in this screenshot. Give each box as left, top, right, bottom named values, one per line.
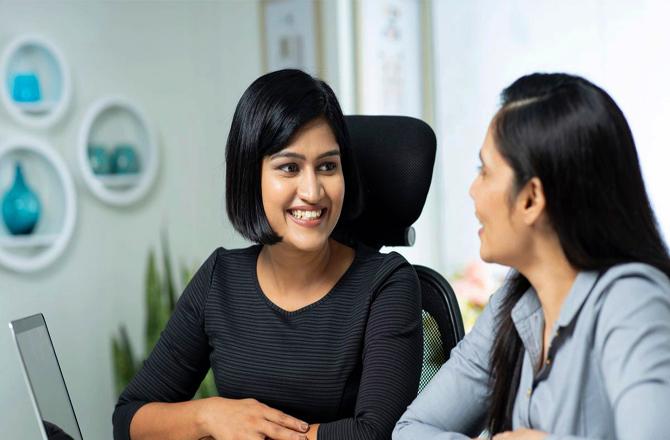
left=261, top=405, right=309, bottom=433
left=260, top=419, right=307, bottom=440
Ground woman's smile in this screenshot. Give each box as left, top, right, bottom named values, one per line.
left=287, top=207, right=328, bottom=228
left=261, top=117, right=345, bottom=251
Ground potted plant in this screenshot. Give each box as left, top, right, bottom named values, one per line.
left=111, top=236, right=216, bottom=399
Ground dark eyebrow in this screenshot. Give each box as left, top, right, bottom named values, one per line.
left=317, top=149, right=341, bottom=160
left=270, top=149, right=340, bottom=160
left=271, top=151, right=305, bottom=160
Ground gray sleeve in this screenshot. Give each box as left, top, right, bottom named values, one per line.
left=594, top=274, right=670, bottom=440
left=392, top=289, right=504, bottom=439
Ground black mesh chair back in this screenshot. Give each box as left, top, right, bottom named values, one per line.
left=344, top=115, right=436, bottom=248
left=344, top=115, right=466, bottom=394
left=415, top=265, right=465, bottom=392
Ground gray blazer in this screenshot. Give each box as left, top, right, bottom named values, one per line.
left=393, top=263, right=670, bottom=439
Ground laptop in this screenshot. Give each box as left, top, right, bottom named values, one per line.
left=9, top=313, right=84, bottom=440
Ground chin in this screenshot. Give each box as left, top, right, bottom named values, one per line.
left=284, top=235, right=330, bottom=253
left=479, top=244, right=495, bottom=264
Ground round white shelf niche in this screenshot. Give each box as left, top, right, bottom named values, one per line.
left=0, top=35, right=72, bottom=129
left=0, top=136, right=77, bottom=273
left=78, top=96, right=159, bottom=206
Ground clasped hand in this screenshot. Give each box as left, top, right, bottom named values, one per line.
left=200, top=397, right=310, bottom=440
left=491, top=428, right=548, bottom=440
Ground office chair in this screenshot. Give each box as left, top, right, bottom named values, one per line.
left=344, top=115, right=465, bottom=393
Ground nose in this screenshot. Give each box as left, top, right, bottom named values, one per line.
left=468, top=176, right=477, bottom=200
left=297, top=168, right=324, bottom=203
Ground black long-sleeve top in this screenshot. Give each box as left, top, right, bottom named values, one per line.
left=113, top=244, right=422, bottom=440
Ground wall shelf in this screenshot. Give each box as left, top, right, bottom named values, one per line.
left=94, top=174, right=141, bottom=189
left=78, top=96, right=158, bottom=206
left=15, top=101, right=55, bottom=114
left=0, top=233, right=58, bottom=249
left=0, top=35, right=72, bottom=129
left=0, top=136, right=77, bottom=272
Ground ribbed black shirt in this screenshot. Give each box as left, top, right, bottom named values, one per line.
left=113, top=244, right=422, bottom=440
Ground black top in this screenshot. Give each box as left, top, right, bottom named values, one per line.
left=113, top=244, right=422, bottom=440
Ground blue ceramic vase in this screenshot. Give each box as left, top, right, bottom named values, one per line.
left=2, top=162, right=42, bottom=235
left=111, top=144, right=141, bottom=174
left=88, top=144, right=112, bottom=175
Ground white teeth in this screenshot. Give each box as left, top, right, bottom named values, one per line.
left=290, top=209, right=323, bottom=220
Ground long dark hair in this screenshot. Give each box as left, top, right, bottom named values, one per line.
left=487, top=73, right=670, bottom=433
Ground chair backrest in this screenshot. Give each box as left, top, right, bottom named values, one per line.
left=344, top=115, right=466, bottom=393
left=415, top=265, right=465, bottom=392
left=344, top=115, right=436, bottom=248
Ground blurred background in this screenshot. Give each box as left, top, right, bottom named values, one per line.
left=1, top=0, right=669, bottom=438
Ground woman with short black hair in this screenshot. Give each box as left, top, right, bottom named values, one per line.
left=112, top=69, right=422, bottom=440
left=225, top=69, right=363, bottom=245
left=393, top=73, right=670, bottom=440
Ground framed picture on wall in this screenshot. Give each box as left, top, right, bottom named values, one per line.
left=356, top=0, right=425, bottom=118
left=262, top=0, right=321, bottom=76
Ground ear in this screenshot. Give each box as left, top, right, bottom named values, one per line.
left=517, top=177, right=546, bottom=226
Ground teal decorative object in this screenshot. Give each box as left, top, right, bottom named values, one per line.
left=112, top=144, right=141, bottom=174
left=2, top=162, right=42, bottom=235
left=88, top=144, right=112, bottom=175
left=11, top=72, right=42, bottom=103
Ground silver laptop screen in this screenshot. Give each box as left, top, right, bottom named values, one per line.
left=11, top=314, right=82, bottom=440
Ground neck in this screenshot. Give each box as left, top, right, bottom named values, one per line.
left=516, top=235, right=578, bottom=328
left=260, top=239, right=334, bottom=295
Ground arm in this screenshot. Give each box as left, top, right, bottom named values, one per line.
left=113, top=250, right=309, bottom=440
left=393, top=288, right=505, bottom=440
left=112, top=250, right=218, bottom=440
left=594, top=274, right=670, bottom=440
left=317, top=256, right=423, bottom=440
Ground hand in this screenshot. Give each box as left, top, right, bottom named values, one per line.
left=492, top=428, right=548, bottom=440
left=200, top=397, right=309, bottom=440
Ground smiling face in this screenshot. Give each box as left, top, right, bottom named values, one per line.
left=469, top=125, right=533, bottom=267
left=260, top=117, right=345, bottom=252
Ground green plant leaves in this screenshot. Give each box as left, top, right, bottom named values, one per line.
left=111, top=325, right=137, bottom=397
left=111, top=237, right=218, bottom=400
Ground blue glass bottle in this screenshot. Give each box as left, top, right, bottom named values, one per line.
left=2, top=162, right=42, bottom=235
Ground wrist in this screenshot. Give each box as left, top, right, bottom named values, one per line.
left=306, top=423, right=319, bottom=440
left=194, top=397, right=218, bottom=434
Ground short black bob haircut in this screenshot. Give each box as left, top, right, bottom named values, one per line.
left=225, top=69, right=363, bottom=245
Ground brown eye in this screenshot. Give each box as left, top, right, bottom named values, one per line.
left=318, top=162, right=337, bottom=172
left=279, top=163, right=299, bottom=173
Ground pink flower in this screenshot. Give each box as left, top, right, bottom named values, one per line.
left=452, top=260, right=495, bottom=308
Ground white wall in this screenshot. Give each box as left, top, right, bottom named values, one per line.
left=433, top=0, right=670, bottom=274
left=0, top=1, right=260, bottom=438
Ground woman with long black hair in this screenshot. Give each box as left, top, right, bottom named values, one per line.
left=393, top=73, right=670, bottom=439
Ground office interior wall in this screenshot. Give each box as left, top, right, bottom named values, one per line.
left=433, top=0, right=670, bottom=274
left=0, top=1, right=261, bottom=438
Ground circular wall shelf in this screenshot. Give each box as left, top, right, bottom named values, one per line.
left=0, top=136, right=77, bottom=272
left=0, top=35, right=72, bottom=129
left=77, top=96, right=158, bottom=206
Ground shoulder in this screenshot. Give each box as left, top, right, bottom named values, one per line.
left=210, top=244, right=259, bottom=260
left=352, top=247, right=419, bottom=303
left=186, top=245, right=258, bottom=296
left=204, top=245, right=259, bottom=273
left=594, top=262, right=670, bottom=306
left=593, top=263, right=670, bottom=334
left=355, top=246, right=416, bottom=281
